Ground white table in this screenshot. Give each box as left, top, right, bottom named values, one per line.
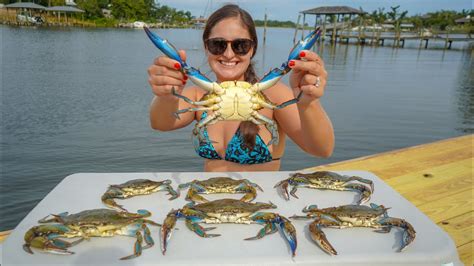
left=2, top=171, right=462, bottom=265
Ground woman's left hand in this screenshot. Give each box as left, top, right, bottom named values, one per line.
left=288, top=50, right=328, bottom=106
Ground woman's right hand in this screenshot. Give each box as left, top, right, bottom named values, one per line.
left=147, top=50, right=188, bottom=98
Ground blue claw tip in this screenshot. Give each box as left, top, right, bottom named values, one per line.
left=144, top=27, right=185, bottom=67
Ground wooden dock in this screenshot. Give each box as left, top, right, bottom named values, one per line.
left=1, top=134, right=472, bottom=264
left=334, top=34, right=473, bottom=49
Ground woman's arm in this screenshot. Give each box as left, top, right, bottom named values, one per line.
left=269, top=49, right=334, bottom=157
left=270, top=84, right=334, bottom=157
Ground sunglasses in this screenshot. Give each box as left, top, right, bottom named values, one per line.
left=205, top=38, right=254, bottom=56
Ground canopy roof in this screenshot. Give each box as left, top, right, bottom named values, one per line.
left=455, top=17, right=472, bottom=23
left=46, top=6, right=84, bottom=13
left=301, top=6, right=364, bottom=15
left=5, top=2, right=46, bottom=9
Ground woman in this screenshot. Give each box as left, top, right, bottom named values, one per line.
left=147, top=4, right=334, bottom=171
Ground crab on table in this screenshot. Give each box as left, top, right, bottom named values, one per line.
left=274, top=171, right=374, bottom=204
left=160, top=198, right=297, bottom=257
left=291, top=203, right=416, bottom=255
left=178, top=177, right=263, bottom=203
left=23, top=208, right=161, bottom=260
left=144, top=26, right=322, bottom=146
left=101, top=179, right=179, bottom=211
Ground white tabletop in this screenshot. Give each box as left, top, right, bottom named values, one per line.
left=2, top=171, right=462, bottom=265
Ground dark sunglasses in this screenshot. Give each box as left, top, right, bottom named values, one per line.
left=205, top=38, right=254, bottom=56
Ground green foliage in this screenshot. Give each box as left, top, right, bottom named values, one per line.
left=77, top=0, right=102, bottom=18
left=254, top=19, right=295, bottom=28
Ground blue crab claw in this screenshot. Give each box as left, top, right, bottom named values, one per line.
left=378, top=217, right=416, bottom=252
left=144, top=27, right=215, bottom=92
left=250, top=212, right=297, bottom=257
left=254, top=27, right=322, bottom=92
left=160, top=210, right=179, bottom=255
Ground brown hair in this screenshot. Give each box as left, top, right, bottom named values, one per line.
left=203, top=4, right=260, bottom=150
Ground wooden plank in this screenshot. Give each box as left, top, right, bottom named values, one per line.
left=0, top=229, right=12, bottom=244
left=385, top=159, right=472, bottom=205
left=416, top=189, right=473, bottom=223
left=306, top=135, right=472, bottom=180
left=457, top=241, right=473, bottom=266
left=437, top=212, right=473, bottom=247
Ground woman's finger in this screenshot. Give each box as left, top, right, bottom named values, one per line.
left=290, top=59, right=325, bottom=77
left=148, top=64, right=186, bottom=81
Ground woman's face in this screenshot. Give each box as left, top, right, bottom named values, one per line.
left=206, top=17, right=254, bottom=82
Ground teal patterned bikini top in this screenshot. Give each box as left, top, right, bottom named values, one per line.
left=195, top=112, right=272, bottom=164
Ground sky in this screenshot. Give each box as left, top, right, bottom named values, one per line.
left=158, top=0, right=472, bottom=22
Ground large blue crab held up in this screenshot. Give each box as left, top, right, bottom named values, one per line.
left=144, top=27, right=322, bottom=146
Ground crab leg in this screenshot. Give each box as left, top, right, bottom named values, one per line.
left=249, top=212, right=297, bottom=257
left=274, top=179, right=291, bottom=200
left=344, top=175, right=374, bottom=192
left=184, top=187, right=210, bottom=203
left=175, top=107, right=213, bottom=119
left=308, top=218, right=339, bottom=255
left=171, top=87, right=217, bottom=106
left=243, top=179, right=264, bottom=192
left=144, top=27, right=216, bottom=92
left=253, top=113, right=279, bottom=146
left=343, top=183, right=372, bottom=204
left=193, top=111, right=220, bottom=144
left=24, top=236, right=76, bottom=255
left=378, top=217, right=416, bottom=252
left=235, top=184, right=258, bottom=202
left=257, top=91, right=303, bottom=110
left=244, top=222, right=277, bottom=240
left=101, top=190, right=128, bottom=211
left=160, top=210, right=178, bottom=255
left=185, top=219, right=221, bottom=238
left=252, top=28, right=322, bottom=92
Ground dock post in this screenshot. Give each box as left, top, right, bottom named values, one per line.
left=400, top=38, right=405, bottom=48
left=263, top=11, right=267, bottom=46
left=293, top=14, right=301, bottom=45
left=447, top=40, right=452, bottom=49
left=322, top=15, right=327, bottom=42
left=424, top=39, right=429, bottom=49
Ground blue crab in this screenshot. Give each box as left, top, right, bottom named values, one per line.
left=274, top=171, right=374, bottom=204
left=144, top=26, right=322, bottom=145
left=23, top=209, right=161, bottom=260
left=291, top=203, right=416, bottom=255
left=178, top=176, right=263, bottom=203
left=160, top=198, right=297, bottom=257
left=101, top=178, right=179, bottom=211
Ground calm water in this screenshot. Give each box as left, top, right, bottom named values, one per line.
left=1, top=26, right=472, bottom=231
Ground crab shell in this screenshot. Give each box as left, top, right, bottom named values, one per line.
left=202, top=81, right=269, bottom=120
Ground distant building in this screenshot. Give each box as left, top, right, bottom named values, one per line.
left=102, top=8, right=112, bottom=18
left=65, top=0, right=77, bottom=6
left=455, top=16, right=472, bottom=24
left=191, top=17, right=207, bottom=28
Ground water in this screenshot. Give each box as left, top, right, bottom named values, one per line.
left=1, top=26, right=472, bottom=231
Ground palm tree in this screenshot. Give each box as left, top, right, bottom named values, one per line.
left=387, top=5, right=408, bottom=47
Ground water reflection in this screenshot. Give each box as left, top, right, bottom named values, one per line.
left=455, top=51, right=474, bottom=133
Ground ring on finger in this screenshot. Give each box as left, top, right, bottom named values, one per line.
left=315, top=76, right=321, bottom=88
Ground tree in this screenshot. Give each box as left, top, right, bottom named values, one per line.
left=76, top=0, right=103, bottom=18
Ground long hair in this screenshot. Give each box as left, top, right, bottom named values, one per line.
left=203, top=4, right=261, bottom=150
